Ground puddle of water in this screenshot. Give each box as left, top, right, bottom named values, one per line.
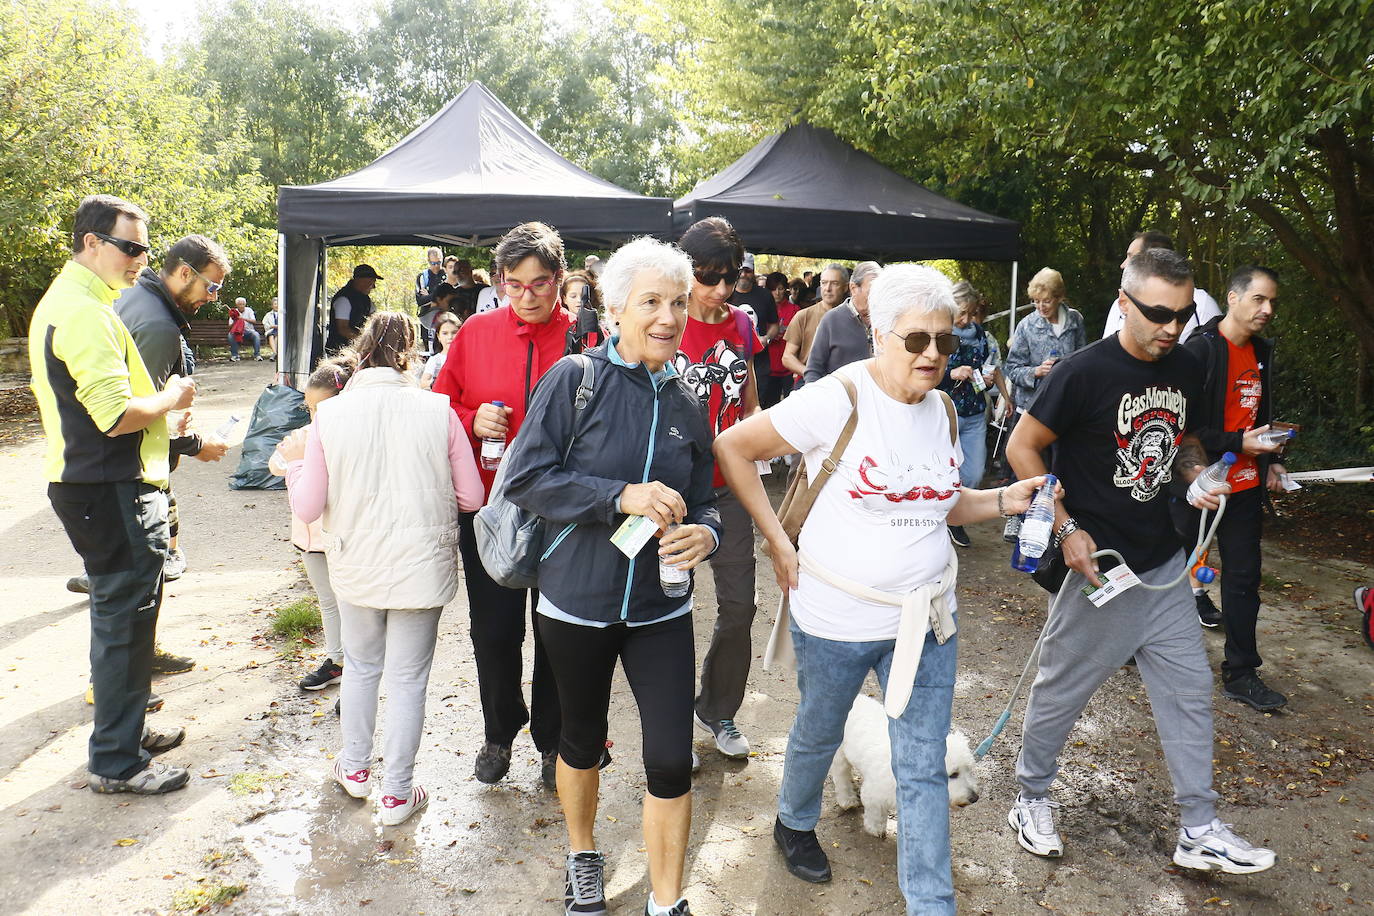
left=240, top=795, right=381, bottom=899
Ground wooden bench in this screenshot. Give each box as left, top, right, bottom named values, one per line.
left=184, top=319, right=264, bottom=355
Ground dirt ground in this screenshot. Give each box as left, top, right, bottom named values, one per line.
left=1, top=360, right=1372, bottom=916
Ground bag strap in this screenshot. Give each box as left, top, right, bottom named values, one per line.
left=731, top=306, right=756, bottom=359
left=936, top=389, right=957, bottom=445
left=792, top=374, right=860, bottom=518
left=562, top=354, right=596, bottom=463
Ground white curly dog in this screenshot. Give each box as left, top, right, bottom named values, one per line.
left=829, top=693, right=980, bottom=837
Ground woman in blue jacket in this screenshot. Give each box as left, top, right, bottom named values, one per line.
left=503, top=236, right=722, bottom=916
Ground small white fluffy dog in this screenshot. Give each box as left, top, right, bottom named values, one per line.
left=829, top=694, right=980, bottom=837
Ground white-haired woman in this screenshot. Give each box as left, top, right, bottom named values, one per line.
left=714, top=264, right=1052, bottom=915
left=503, top=237, right=722, bottom=916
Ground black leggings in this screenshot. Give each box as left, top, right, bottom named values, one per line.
left=537, top=611, right=695, bottom=799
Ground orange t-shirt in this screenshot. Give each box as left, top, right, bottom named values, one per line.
left=1224, top=339, right=1262, bottom=492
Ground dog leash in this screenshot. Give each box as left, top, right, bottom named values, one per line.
left=974, top=495, right=1228, bottom=760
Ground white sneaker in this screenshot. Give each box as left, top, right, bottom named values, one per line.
left=695, top=712, right=750, bottom=758
left=690, top=750, right=701, bottom=773
left=164, top=549, right=187, bottom=581
left=332, top=759, right=371, bottom=798
left=1173, top=819, right=1275, bottom=874
left=1009, top=794, right=1063, bottom=857
left=380, top=785, right=429, bottom=826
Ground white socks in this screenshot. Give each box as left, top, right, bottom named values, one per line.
left=1183, top=819, right=1217, bottom=839
left=1193, top=587, right=1206, bottom=596
left=648, top=892, right=686, bottom=915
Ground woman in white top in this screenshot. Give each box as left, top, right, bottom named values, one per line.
left=714, top=264, right=1051, bottom=916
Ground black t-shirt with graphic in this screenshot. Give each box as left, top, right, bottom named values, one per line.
left=1029, top=335, right=1204, bottom=574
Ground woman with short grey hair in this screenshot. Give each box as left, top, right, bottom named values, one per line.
left=714, top=263, right=1051, bottom=915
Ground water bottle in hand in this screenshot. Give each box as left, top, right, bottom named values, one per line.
left=480, top=400, right=508, bottom=470
left=1255, top=427, right=1295, bottom=448
left=213, top=415, right=241, bottom=439
left=1186, top=452, right=1236, bottom=504
left=1011, top=474, right=1057, bottom=573
left=659, top=524, right=690, bottom=598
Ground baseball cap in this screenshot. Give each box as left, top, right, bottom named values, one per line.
left=741, top=253, right=755, bottom=271
left=352, top=264, right=384, bottom=280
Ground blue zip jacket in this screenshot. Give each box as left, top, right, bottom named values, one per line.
left=502, top=342, right=721, bottom=624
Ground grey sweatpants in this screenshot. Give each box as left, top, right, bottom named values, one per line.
left=1015, top=550, right=1219, bottom=827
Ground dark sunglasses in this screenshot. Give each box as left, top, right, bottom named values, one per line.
left=892, top=329, right=960, bottom=356
left=185, top=262, right=222, bottom=295
left=1122, top=288, right=1197, bottom=326
left=93, top=232, right=150, bottom=258
left=694, top=266, right=742, bottom=288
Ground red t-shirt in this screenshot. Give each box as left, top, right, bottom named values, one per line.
left=1224, top=338, right=1262, bottom=492
left=676, top=310, right=764, bottom=487
left=768, top=300, right=801, bottom=377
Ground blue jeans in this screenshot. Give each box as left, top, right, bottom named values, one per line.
left=778, top=622, right=957, bottom=916
left=956, top=411, right=987, bottom=489
left=229, top=327, right=261, bottom=359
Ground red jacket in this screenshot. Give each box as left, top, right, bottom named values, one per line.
left=434, top=305, right=572, bottom=499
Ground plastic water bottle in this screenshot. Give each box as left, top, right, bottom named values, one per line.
left=1187, top=452, right=1236, bottom=503
left=1255, top=427, right=1295, bottom=448
left=659, top=524, right=690, bottom=598
left=1011, top=474, right=1057, bottom=573
left=213, top=415, right=240, bottom=439
left=480, top=401, right=507, bottom=471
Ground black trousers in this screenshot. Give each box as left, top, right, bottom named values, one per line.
left=1171, top=486, right=1265, bottom=681
left=457, top=512, right=560, bottom=752
left=49, top=481, right=168, bottom=779
left=759, top=373, right=792, bottom=409
left=537, top=611, right=695, bottom=799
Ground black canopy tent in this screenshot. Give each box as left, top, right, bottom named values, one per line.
left=673, top=123, right=1025, bottom=327
left=274, top=81, right=673, bottom=384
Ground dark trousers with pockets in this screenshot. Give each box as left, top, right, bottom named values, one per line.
left=49, top=481, right=168, bottom=779
left=458, top=512, right=560, bottom=753
left=1172, top=486, right=1265, bottom=681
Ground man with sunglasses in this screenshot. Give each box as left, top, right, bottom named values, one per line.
left=1101, top=230, right=1222, bottom=343
left=1004, top=247, right=1275, bottom=875
left=30, top=194, right=197, bottom=796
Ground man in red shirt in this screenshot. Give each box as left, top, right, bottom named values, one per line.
left=675, top=218, right=765, bottom=762
left=1173, top=265, right=1289, bottom=711
left=434, top=222, right=571, bottom=788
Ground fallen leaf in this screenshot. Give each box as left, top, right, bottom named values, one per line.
left=114, top=838, right=138, bottom=847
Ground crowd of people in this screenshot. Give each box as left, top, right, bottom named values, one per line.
left=32, top=193, right=1302, bottom=916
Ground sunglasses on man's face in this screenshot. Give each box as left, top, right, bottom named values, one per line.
left=93, top=232, right=150, bottom=258
left=1122, top=288, right=1197, bottom=326
left=694, top=266, right=741, bottom=288
left=186, top=262, right=222, bottom=295
left=892, top=329, right=960, bottom=356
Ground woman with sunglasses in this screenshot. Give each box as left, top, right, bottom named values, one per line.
left=432, top=222, right=570, bottom=790
left=712, top=264, right=1050, bottom=915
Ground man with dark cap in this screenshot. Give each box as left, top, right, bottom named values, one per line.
left=325, top=264, right=382, bottom=354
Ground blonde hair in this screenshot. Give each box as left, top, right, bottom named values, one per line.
left=1027, top=267, right=1066, bottom=302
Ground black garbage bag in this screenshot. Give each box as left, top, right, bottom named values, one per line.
left=230, top=384, right=309, bottom=490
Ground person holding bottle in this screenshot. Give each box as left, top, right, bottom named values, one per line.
left=501, top=237, right=720, bottom=916
left=433, top=222, right=573, bottom=789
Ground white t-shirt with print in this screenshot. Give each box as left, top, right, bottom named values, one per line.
left=770, top=361, right=963, bottom=641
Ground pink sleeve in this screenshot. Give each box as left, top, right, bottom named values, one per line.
left=286, top=422, right=328, bottom=523
left=449, top=411, right=485, bottom=512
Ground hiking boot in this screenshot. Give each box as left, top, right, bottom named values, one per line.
left=151, top=648, right=195, bottom=675
left=1173, top=818, right=1276, bottom=874
left=1009, top=794, right=1063, bottom=857
left=773, top=817, right=831, bottom=883
left=379, top=785, right=428, bottom=826
left=474, top=742, right=512, bottom=784
left=141, top=724, right=185, bottom=754
left=1222, top=673, right=1287, bottom=711
left=163, top=549, right=187, bottom=581
left=564, top=850, right=608, bottom=915
left=645, top=898, right=692, bottom=916
left=90, top=761, right=189, bottom=795
left=1195, top=591, right=1222, bottom=628
left=1356, top=586, right=1374, bottom=650
left=299, top=658, right=343, bottom=690
left=541, top=750, right=558, bottom=791
left=332, top=759, right=371, bottom=798
left=90, top=686, right=164, bottom=712
left=948, top=525, right=971, bottom=548
left=695, top=713, right=749, bottom=758
left=67, top=575, right=89, bottom=595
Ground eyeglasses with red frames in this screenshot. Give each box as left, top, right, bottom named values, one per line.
left=500, top=277, right=557, bottom=297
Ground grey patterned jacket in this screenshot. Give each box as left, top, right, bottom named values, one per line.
left=1004, top=306, right=1088, bottom=411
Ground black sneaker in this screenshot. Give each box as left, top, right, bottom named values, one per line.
left=542, top=750, right=558, bottom=791
left=645, top=899, right=692, bottom=916
left=299, top=659, right=343, bottom=690
left=1195, top=591, right=1222, bottom=628
left=474, top=742, right=512, bottom=784
left=89, top=761, right=189, bottom=795
left=564, top=850, right=607, bottom=915
left=1222, top=673, right=1287, bottom=711
left=773, top=817, right=831, bottom=883
left=948, top=525, right=971, bottom=548
left=67, top=575, right=90, bottom=594
left=151, top=648, right=195, bottom=675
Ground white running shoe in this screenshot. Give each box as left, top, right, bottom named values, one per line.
left=332, top=759, right=371, bottom=799
left=1008, top=794, right=1063, bottom=857
left=380, top=785, right=429, bottom=826
left=695, top=712, right=750, bottom=758
left=1173, top=819, right=1275, bottom=874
